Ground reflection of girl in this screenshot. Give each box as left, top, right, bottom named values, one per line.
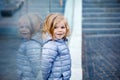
left=16, top=13, right=43, bottom=80
left=41, top=13, right=71, bottom=80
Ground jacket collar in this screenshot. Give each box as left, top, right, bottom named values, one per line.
left=31, top=32, right=43, bottom=45
left=43, top=33, right=68, bottom=44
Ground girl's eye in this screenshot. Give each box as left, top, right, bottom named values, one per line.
left=54, top=26, right=57, bottom=29
left=61, top=26, right=65, bottom=29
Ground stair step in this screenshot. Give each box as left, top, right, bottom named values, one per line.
left=84, top=33, right=120, bottom=37
left=83, top=23, right=120, bottom=25
left=83, top=0, right=120, bottom=3
left=82, top=28, right=120, bottom=34
left=83, top=3, right=120, bottom=8
left=82, top=24, right=120, bottom=28
left=83, top=8, right=120, bottom=13
left=83, top=12, right=120, bottom=17
left=83, top=17, right=120, bottom=23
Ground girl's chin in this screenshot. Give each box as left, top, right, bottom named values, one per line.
left=55, top=37, right=63, bottom=40
left=54, top=35, right=64, bottom=39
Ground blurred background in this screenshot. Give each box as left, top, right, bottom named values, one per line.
left=0, top=0, right=120, bottom=80
left=0, top=0, right=66, bottom=80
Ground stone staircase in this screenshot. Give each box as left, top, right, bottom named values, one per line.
left=82, top=0, right=120, bottom=80
left=83, top=0, right=120, bottom=34
left=82, top=0, right=120, bottom=35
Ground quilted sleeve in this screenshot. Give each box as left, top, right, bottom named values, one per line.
left=41, top=42, right=58, bottom=80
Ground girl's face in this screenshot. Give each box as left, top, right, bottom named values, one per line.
left=19, top=22, right=31, bottom=39
left=53, top=21, right=66, bottom=39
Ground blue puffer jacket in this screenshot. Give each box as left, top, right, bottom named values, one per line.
left=16, top=33, right=43, bottom=80
left=41, top=38, right=71, bottom=80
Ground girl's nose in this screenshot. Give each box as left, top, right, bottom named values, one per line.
left=58, top=28, right=62, bottom=31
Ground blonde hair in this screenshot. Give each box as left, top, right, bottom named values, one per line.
left=18, top=13, right=43, bottom=38
left=43, top=13, right=70, bottom=40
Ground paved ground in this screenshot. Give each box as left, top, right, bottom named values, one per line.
left=82, top=35, right=120, bottom=80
